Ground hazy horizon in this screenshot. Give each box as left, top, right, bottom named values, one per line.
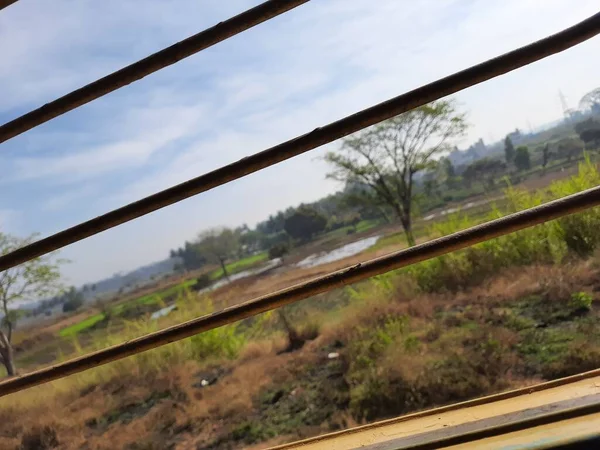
left=1, top=0, right=598, bottom=286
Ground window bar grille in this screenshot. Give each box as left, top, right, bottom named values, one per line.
left=1, top=184, right=600, bottom=397
left=0, top=0, right=17, bottom=11
left=387, top=400, right=600, bottom=450
left=0, top=9, right=598, bottom=400
left=0, top=0, right=309, bottom=143
left=0, top=11, right=598, bottom=273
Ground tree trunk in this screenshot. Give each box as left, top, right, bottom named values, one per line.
left=394, top=202, right=416, bottom=247
left=401, top=216, right=416, bottom=247
left=377, top=207, right=392, bottom=224
left=278, top=310, right=304, bottom=352
left=219, top=258, right=229, bottom=280
left=0, top=331, right=15, bottom=376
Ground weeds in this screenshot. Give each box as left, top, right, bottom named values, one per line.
left=18, top=426, right=59, bottom=450
left=6, top=161, right=600, bottom=448
left=410, top=158, right=600, bottom=293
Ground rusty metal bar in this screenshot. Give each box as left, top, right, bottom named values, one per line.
left=0, top=0, right=17, bottom=11
left=271, top=368, right=600, bottom=450
left=0, top=0, right=309, bottom=143
left=2, top=185, right=600, bottom=397
left=0, top=11, right=599, bottom=272
left=397, top=402, right=600, bottom=450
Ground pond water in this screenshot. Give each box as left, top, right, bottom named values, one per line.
left=192, top=235, right=381, bottom=296
left=296, top=235, right=381, bottom=269
left=150, top=304, right=177, bottom=320
left=201, top=258, right=283, bottom=292
left=422, top=198, right=492, bottom=221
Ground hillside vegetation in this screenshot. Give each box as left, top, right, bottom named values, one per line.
left=3, top=160, right=600, bottom=449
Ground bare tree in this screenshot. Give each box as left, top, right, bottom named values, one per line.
left=0, top=233, right=63, bottom=376
left=325, top=100, right=468, bottom=245
left=195, top=228, right=240, bottom=280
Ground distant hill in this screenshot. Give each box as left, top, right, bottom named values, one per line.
left=16, top=257, right=182, bottom=324
left=80, top=256, right=182, bottom=300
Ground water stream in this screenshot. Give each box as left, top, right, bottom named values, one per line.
left=295, top=235, right=381, bottom=268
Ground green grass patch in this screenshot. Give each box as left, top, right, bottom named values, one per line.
left=209, top=251, right=268, bottom=280
left=62, top=279, right=200, bottom=337
left=355, top=219, right=379, bottom=233
left=323, top=220, right=381, bottom=240
left=113, top=279, right=197, bottom=315
left=59, top=313, right=105, bottom=337
left=371, top=232, right=406, bottom=250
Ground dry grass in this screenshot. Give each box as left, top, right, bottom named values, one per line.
left=3, top=259, right=600, bottom=449
left=5, top=162, right=600, bottom=448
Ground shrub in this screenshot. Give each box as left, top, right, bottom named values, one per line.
left=408, top=159, right=600, bottom=293
left=62, top=296, right=84, bottom=313
left=190, top=324, right=245, bottom=360
left=569, top=292, right=593, bottom=313
left=543, top=341, right=600, bottom=379
left=19, top=426, right=59, bottom=450
left=349, top=373, right=416, bottom=421
left=191, top=273, right=212, bottom=291
left=268, top=243, right=289, bottom=260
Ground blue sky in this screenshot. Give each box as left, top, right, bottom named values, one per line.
left=0, top=0, right=598, bottom=286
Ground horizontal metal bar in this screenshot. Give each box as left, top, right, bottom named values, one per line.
left=2, top=184, right=600, bottom=397
left=401, top=401, right=600, bottom=450
left=0, top=0, right=309, bottom=143
left=270, top=368, right=600, bottom=450
left=360, top=394, right=600, bottom=450
left=0, top=11, right=598, bottom=273
left=0, top=0, right=17, bottom=11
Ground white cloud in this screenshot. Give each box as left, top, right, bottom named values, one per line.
left=41, top=185, right=98, bottom=212
left=11, top=105, right=206, bottom=182
left=1, top=0, right=599, bottom=285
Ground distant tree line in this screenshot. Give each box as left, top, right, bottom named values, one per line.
left=170, top=90, right=600, bottom=276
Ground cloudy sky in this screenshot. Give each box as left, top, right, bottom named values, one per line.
left=0, top=0, right=598, bottom=286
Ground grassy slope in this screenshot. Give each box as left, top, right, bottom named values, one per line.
left=51, top=157, right=585, bottom=340
left=6, top=260, right=600, bottom=450
left=55, top=252, right=269, bottom=338
left=209, top=251, right=268, bottom=280
left=6, top=159, right=600, bottom=448
left=58, top=314, right=105, bottom=338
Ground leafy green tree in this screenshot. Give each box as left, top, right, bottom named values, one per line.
left=268, top=243, right=289, bottom=262
left=238, top=229, right=264, bottom=256
left=442, top=157, right=455, bottom=178
left=514, top=146, right=531, bottom=171
left=504, top=136, right=515, bottom=165
left=439, top=157, right=460, bottom=189
left=541, top=143, right=551, bottom=171
left=259, top=230, right=290, bottom=251
left=557, top=137, right=584, bottom=162
left=284, top=206, right=327, bottom=241
left=325, top=99, right=467, bottom=246
left=62, top=287, right=84, bottom=313
left=170, top=241, right=206, bottom=272
left=195, top=228, right=240, bottom=280
left=579, top=87, right=600, bottom=112
left=340, top=182, right=393, bottom=224
left=0, top=233, right=64, bottom=376
left=256, top=211, right=287, bottom=235
left=423, top=176, right=440, bottom=199
left=575, top=119, right=600, bottom=150
left=464, top=158, right=506, bottom=188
